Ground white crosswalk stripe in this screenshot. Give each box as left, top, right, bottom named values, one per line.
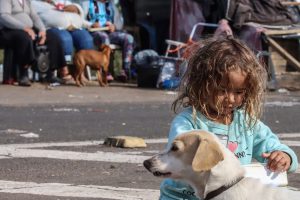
left=278, top=133, right=300, bottom=138
left=0, top=180, right=159, bottom=200
left=0, top=134, right=299, bottom=199
left=0, top=138, right=299, bottom=164
left=0, top=148, right=149, bottom=163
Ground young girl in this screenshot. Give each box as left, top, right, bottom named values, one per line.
left=159, top=37, right=298, bottom=200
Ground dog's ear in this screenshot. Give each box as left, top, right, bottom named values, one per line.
left=192, top=135, right=224, bottom=172
left=99, top=44, right=104, bottom=51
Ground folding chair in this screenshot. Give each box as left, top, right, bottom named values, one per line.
left=165, top=22, right=218, bottom=58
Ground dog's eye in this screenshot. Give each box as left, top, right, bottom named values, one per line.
left=170, top=144, right=179, bottom=152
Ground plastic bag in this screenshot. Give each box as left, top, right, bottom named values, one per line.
left=134, top=49, right=159, bottom=66
left=157, top=60, right=187, bottom=89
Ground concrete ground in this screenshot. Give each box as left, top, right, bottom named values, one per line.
left=0, top=82, right=299, bottom=199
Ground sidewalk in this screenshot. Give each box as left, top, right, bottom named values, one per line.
left=0, top=82, right=177, bottom=106
left=0, top=82, right=299, bottom=107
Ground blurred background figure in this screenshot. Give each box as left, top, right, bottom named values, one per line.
left=0, top=0, right=67, bottom=86
left=80, top=0, right=134, bottom=82
left=32, top=0, right=94, bottom=81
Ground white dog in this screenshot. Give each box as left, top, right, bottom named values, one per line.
left=144, top=130, right=299, bottom=200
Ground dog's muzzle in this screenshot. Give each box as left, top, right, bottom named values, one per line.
left=143, top=159, right=153, bottom=171
left=143, top=158, right=172, bottom=177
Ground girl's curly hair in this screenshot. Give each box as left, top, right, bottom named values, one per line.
left=172, top=36, right=267, bottom=127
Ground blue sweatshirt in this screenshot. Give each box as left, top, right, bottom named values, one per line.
left=160, top=107, right=298, bottom=200
left=87, top=0, right=113, bottom=27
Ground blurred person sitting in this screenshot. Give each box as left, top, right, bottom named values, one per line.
left=79, top=0, right=134, bottom=82
left=0, top=0, right=67, bottom=86
left=32, top=0, right=94, bottom=81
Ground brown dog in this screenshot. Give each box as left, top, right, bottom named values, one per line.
left=73, top=45, right=111, bottom=87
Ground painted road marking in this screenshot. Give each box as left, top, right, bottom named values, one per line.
left=0, top=180, right=159, bottom=200
left=0, top=148, right=149, bottom=163
left=265, top=101, right=300, bottom=107
left=278, top=133, right=300, bottom=138
left=0, top=140, right=299, bottom=175
left=282, top=140, right=300, bottom=147
left=0, top=137, right=299, bottom=199
left=0, top=132, right=299, bottom=149
left=0, top=138, right=299, bottom=175
left=0, top=139, right=299, bottom=163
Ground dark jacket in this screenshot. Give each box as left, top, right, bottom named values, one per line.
left=227, top=0, right=298, bottom=28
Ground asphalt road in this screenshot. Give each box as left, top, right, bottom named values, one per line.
left=0, top=83, right=299, bottom=199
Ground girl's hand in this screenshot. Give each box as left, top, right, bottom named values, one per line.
left=262, top=151, right=291, bottom=172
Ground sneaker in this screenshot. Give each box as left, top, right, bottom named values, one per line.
left=62, top=74, right=73, bottom=81
left=46, top=75, right=65, bottom=84
left=18, top=76, right=31, bottom=87
left=3, top=79, right=15, bottom=85
left=107, top=74, right=114, bottom=82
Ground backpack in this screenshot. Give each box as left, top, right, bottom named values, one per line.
left=31, top=45, right=50, bottom=74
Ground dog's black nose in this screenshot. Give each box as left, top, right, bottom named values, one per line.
left=143, top=159, right=152, bottom=170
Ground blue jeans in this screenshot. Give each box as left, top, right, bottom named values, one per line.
left=48, top=28, right=94, bottom=57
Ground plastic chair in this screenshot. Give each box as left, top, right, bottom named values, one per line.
left=165, top=22, right=218, bottom=58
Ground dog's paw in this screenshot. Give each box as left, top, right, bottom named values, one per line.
left=75, top=81, right=82, bottom=87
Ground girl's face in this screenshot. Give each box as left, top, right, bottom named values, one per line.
left=207, top=69, right=247, bottom=117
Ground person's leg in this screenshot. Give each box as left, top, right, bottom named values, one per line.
left=0, top=29, right=35, bottom=86
left=47, top=28, right=74, bottom=81
left=109, top=31, right=134, bottom=80
left=45, top=29, right=67, bottom=84
left=9, top=30, right=35, bottom=67
left=91, top=31, right=110, bottom=46
left=70, top=29, right=94, bottom=51
left=47, top=28, right=73, bottom=62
